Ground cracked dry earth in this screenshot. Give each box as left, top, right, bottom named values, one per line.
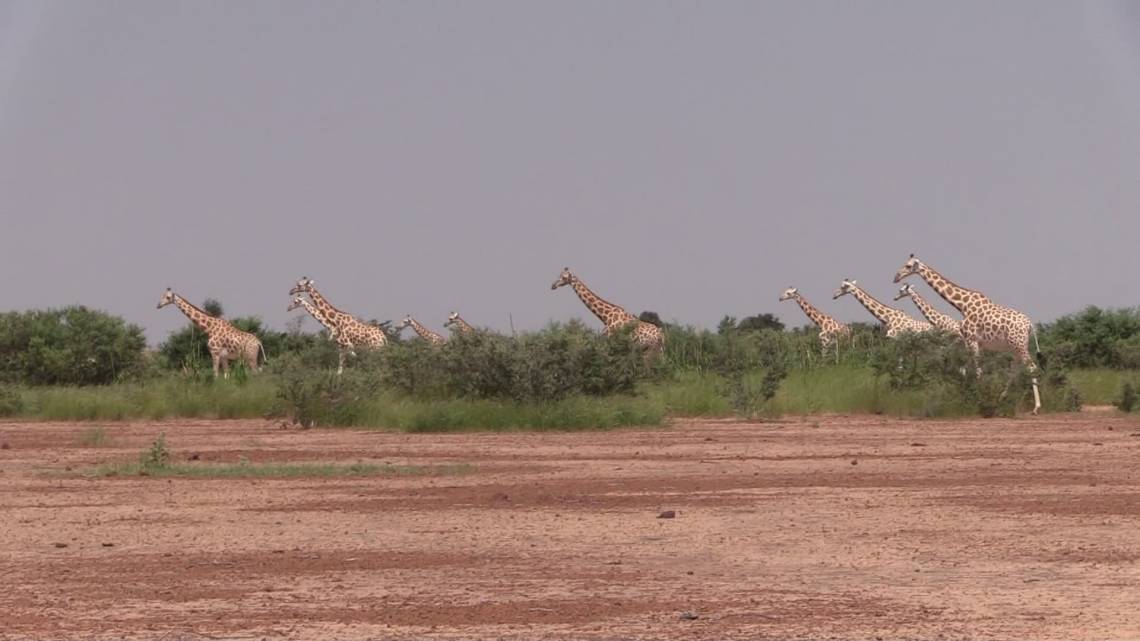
left=2, top=414, right=1139, bottom=640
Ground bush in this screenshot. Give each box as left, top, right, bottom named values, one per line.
left=1038, top=306, right=1140, bottom=369
left=0, top=306, right=147, bottom=385
left=0, top=385, right=23, bottom=417
left=1117, top=382, right=1137, bottom=413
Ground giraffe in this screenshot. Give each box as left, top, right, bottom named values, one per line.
left=288, top=296, right=356, bottom=375
left=550, top=267, right=665, bottom=356
left=396, top=315, right=446, bottom=345
left=893, top=254, right=1042, bottom=414
left=444, top=311, right=475, bottom=334
left=894, top=283, right=962, bottom=336
left=832, top=279, right=933, bottom=337
left=779, top=287, right=851, bottom=360
left=157, top=288, right=265, bottom=378
left=288, top=278, right=388, bottom=353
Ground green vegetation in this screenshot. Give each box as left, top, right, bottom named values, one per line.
left=0, top=306, right=147, bottom=385
left=2, top=300, right=1139, bottom=429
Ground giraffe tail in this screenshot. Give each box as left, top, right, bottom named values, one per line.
left=1031, top=323, right=1045, bottom=369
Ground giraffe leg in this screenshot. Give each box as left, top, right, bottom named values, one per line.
left=337, top=349, right=345, bottom=376
left=211, top=352, right=221, bottom=378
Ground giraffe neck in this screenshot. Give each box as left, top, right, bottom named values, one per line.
left=172, top=295, right=224, bottom=335
left=908, top=290, right=955, bottom=327
left=793, top=295, right=829, bottom=328
left=408, top=318, right=442, bottom=342
left=452, top=317, right=474, bottom=333
left=300, top=300, right=337, bottom=334
left=569, top=277, right=635, bottom=328
left=848, top=286, right=899, bottom=325
left=305, top=286, right=344, bottom=325
left=915, top=264, right=986, bottom=314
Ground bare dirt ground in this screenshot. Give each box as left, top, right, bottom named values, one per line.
left=2, top=414, right=1140, bottom=640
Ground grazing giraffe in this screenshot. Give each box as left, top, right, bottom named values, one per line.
left=832, top=279, right=932, bottom=337
left=157, top=288, right=265, bottom=378
left=893, top=254, right=1041, bottom=414
left=779, top=287, right=851, bottom=360
left=550, top=267, right=665, bottom=356
left=288, top=296, right=356, bottom=375
left=396, top=315, right=446, bottom=345
left=288, top=278, right=388, bottom=353
left=444, top=311, right=475, bottom=334
left=894, top=283, right=962, bottom=336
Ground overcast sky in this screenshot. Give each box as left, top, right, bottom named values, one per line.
left=1, top=1, right=1138, bottom=343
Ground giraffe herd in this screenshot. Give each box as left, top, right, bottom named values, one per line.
left=159, top=255, right=1042, bottom=413
left=783, top=254, right=1042, bottom=414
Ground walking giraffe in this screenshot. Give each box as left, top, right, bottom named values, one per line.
left=444, top=311, right=475, bottom=334
left=894, top=283, right=962, bottom=336
left=288, top=278, right=388, bottom=356
left=550, top=267, right=664, bottom=357
left=287, top=296, right=356, bottom=375
left=893, top=254, right=1041, bottom=414
left=832, top=279, right=932, bottom=337
left=157, top=288, right=265, bottom=378
left=396, top=315, right=446, bottom=345
left=779, top=287, right=851, bottom=360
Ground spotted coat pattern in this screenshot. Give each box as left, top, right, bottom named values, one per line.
left=894, top=283, right=962, bottom=336
left=288, top=296, right=356, bottom=374
left=779, top=287, right=851, bottom=357
left=833, top=280, right=932, bottom=337
left=289, top=278, right=388, bottom=352
left=444, top=312, right=475, bottom=334
left=893, top=255, right=1041, bottom=413
left=550, top=267, right=664, bottom=356
left=157, top=289, right=264, bottom=378
left=397, top=315, right=446, bottom=345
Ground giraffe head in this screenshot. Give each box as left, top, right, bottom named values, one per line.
left=893, top=283, right=916, bottom=301
left=157, top=288, right=176, bottom=309
left=778, top=287, right=798, bottom=302
left=550, top=267, right=575, bottom=290
left=832, top=279, right=858, bottom=300
left=287, top=296, right=306, bottom=312
left=289, top=277, right=315, bottom=296
left=893, top=254, right=923, bottom=283
left=395, top=315, right=413, bottom=331
left=444, top=311, right=461, bottom=328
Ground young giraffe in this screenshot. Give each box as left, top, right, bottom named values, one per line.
left=396, top=315, right=446, bottom=345
left=894, top=283, right=962, bottom=336
left=288, top=278, right=388, bottom=352
left=157, top=288, right=265, bottom=378
left=444, top=311, right=475, bottom=334
left=550, top=267, right=665, bottom=357
left=832, top=279, right=933, bottom=337
left=894, top=254, right=1042, bottom=414
left=288, top=296, right=356, bottom=375
left=779, top=287, right=851, bottom=360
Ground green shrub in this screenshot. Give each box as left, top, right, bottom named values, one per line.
left=0, top=306, right=147, bottom=385
left=1117, top=382, right=1137, bottom=413
left=0, top=385, right=24, bottom=417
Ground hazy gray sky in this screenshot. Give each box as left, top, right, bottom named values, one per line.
left=1, top=1, right=1138, bottom=343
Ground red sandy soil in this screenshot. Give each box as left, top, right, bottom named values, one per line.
left=1, top=414, right=1139, bottom=640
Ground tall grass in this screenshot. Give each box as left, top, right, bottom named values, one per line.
left=1066, top=369, right=1140, bottom=406
left=15, top=377, right=277, bottom=421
